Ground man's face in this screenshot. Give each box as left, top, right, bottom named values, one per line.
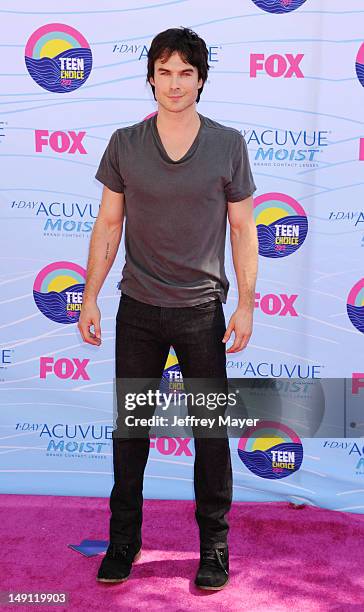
left=149, top=51, right=203, bottom=113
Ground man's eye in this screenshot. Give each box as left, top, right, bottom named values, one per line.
left=159, top=72, right=191, bottom=76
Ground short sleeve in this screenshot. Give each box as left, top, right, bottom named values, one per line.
left=224, top=133, right=257, bottom=202
left=95, top=130, right=125, bottom=193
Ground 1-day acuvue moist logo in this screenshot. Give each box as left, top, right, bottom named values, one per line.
left=33, top=261, right=86, bottom=324
left=356, top=43, right=364, bottom=88
left=254, top=192, right=308, bottom=258
left=251, top=0, right=308, bottom=13
left=347, top=279, right=364, bottom=334
left=25, top=23, right=92, bottom=93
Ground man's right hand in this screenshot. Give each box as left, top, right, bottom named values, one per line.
left=78, top=301, right=102, bottom=346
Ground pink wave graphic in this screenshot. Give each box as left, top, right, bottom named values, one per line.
left=239, top=420, right=301, bottom=451
left=25, top=23, right=89, bottom=58
left=356, top=43, right=364, bottom=66
left=254, top=192, right=307, bottom=217
left=347, top=278, right=364, bottom=307
left=33, top=261, right=86, bottom=292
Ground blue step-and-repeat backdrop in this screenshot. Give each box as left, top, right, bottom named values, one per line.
left=1, top=0, right=363, bottom=514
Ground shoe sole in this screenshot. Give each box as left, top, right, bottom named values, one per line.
left=96, top=549, right=142, bottom=583
left=195, top=578, right=229, bottom=591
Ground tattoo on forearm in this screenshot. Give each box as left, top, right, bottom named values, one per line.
left=105, top=242, right=110, bottom=260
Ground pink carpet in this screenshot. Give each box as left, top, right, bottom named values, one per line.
left=1, top=495, right=364, bottom=611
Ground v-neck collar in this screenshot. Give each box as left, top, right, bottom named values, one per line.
left=151, top=113, right=204, bottom=165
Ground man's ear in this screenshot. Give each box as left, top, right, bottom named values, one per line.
left=149, top=76, right=155, bottom=86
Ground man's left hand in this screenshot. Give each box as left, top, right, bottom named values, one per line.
left=222, top=307, right=253, bottom=353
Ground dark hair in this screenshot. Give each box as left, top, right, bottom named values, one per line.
left=147, top=27, right=210, bottom=103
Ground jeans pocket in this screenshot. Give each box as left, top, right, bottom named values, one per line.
left=193, top=299, right=220, bottom=312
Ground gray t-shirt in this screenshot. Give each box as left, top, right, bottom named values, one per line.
left=95, top=113, right=257, bottom=307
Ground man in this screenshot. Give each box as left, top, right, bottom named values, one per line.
left=78, top=27, right=258, bottom=591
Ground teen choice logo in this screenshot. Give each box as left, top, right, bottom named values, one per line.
left=160, top=347, right=183, bottom=395
left=251, top=0, right=308, bottom=13
left=356, top=44, right=364, bottom=88
left=33, top=261, right=86, bottom=324
left=347, top=279, right=364, bottom=334
left=254, top=192, right=308, bottom=258
left=25, top=23, right=92, bottom=93
left=238, top=421, right=303, bottom=479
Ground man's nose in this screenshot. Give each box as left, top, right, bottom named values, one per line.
left=170, top=75, right=181, bottom=89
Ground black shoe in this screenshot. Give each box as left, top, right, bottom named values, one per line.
left=97, top=541, right=142, bottom=583
left=195, top=544, right=229, bottom=590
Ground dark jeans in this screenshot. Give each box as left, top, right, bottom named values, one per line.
left=109, top=293, right=233, bottom=548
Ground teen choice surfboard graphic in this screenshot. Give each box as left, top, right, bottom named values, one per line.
left=238, top=421, right=303, bottom=479
left=254, top=192, right=308, bottom=258
left=347, top=278, right=364, bottom=333
left=25, top=23, right=92, bottom=93
left=33, top=261, right=86, bottom=324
